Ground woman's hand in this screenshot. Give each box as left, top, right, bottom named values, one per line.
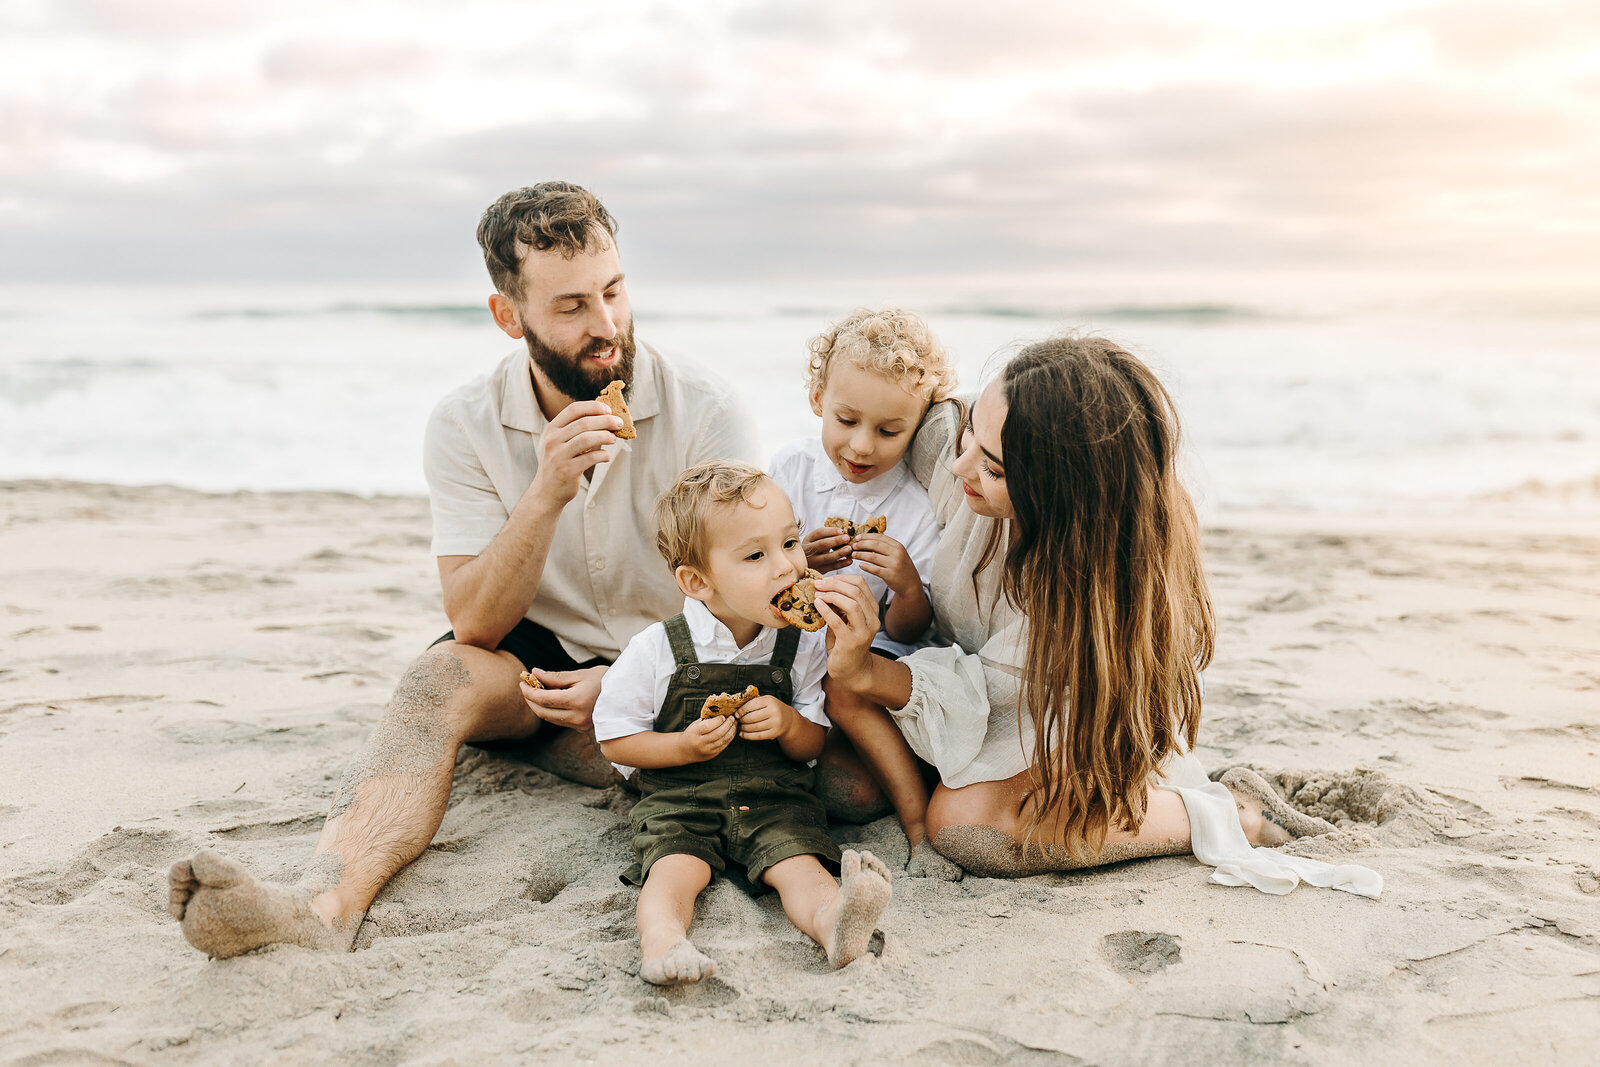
left=813, top=574, right=879, bottom=691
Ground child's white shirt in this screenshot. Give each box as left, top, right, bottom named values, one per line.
left=769, top=436, right=941, bottom=658
left=591, top=597, right=830, bottom=778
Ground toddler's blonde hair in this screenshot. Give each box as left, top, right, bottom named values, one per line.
left=805, top=307, right=956, bottom=403
left=655, top=461, right=773, bottom=573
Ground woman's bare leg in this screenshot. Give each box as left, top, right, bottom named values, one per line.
left=923, top=772, right=1288, bottom=877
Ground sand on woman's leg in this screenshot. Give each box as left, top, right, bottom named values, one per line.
left=932, top=825, right=1192, bottom=878
left=168, top=648, right=471, bottom=958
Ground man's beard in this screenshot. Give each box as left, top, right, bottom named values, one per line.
left=522, top=317, right=637, bottom=402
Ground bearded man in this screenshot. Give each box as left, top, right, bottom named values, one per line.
left=167, top=182, right=759, bottom=956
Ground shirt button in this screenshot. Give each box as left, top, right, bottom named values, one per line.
left=593, top=558, right=605, bottom=571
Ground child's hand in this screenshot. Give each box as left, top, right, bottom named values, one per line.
left=681, top=714, right=738, bottom=762
left=802, top=526, right=853, bottom=573
left=850, top=533, right=920, bottom=597
left=736, top=695, right=795, bottom=742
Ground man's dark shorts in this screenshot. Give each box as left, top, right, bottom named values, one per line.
left=431, top=618, right=611, bottom=673
left=431, top=619, right=612, bottom=758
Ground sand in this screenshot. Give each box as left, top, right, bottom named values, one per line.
left=2, top=479, right=1597, bottom=1064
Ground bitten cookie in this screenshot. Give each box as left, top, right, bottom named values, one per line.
left=699, top=684, right=759, bottom=720
left=518, top=670, right=544, bottom=690
left=598, top=380, right=636, bottom=439
left=823, top=514, right=887, bottom=542
left=771, top=568, right=826, bottom=632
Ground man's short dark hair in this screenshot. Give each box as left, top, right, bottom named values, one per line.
left=476, top=182, right=619, bottom=300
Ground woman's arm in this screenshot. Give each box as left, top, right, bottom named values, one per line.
left=814, top=575, right=914, bottom=707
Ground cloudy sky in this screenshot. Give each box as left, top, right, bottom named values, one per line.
left=2, top=0, right=1596, bottom=288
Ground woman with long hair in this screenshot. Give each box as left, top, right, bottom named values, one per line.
left=815, top=336, right=1380, bottom=894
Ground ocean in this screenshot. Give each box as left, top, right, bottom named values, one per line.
left=2, top=280, right=1597, bottom=519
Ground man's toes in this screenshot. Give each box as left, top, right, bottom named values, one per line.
left=188, top=849, right=249, bottom=888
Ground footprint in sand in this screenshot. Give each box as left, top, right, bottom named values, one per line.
left=1101, top=930, right=1182, bottom=975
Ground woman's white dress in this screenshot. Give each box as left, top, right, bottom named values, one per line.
left=892, top=401, right=1381, bottom=898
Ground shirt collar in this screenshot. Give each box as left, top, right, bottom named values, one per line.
left=810, top=448, right=910, bottom=513
left=681, top=597, right=778, bottom=657
left=499, top=340, right=663, bottom=434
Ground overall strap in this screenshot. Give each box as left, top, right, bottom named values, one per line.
left=662, top=614, right=698, bottom=667
left=771, top=623, right=801, bottom=670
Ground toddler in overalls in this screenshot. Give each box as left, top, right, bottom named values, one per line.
left=593, top=461, right=893, bottom=986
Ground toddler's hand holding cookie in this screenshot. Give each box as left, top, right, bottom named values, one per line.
left=735, top=695, right=795, bottom=742
left=681, top=714, right=737, bottom=762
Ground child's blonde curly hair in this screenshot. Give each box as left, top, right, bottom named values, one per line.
left=805, top=307, right=957, bottom=403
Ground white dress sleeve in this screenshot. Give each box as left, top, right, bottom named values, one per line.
left=890, top=615, right=1033, bottom=787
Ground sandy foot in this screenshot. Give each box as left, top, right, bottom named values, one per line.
left=822, top=849, right=892, bottom=968
left=1221, top=767, right=1338, bottom=843
left=640, top=938, right=717, bottom=986
left=907, top=839, right=963, bottom=881
left=168, top=850, right=348, bottom=958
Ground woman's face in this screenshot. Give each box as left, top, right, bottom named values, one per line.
left=951, top=379, right=1014, bottom=519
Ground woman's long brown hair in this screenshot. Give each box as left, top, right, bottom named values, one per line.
left=996, top=336, right=1214, bottom=855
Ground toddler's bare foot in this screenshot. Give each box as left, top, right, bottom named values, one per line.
left=820, top=849, right=892, bottom=968
left=907, top=839, right=963, bottom=881
left=168, top=850, right=350, bottom=958
left=640, top=938, right=716, bottom=986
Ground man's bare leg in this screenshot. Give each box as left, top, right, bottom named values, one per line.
left=169, top=641, right=538, bottom=958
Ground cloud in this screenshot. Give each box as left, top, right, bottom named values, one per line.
left=0, top=0, right=1594, bottom=285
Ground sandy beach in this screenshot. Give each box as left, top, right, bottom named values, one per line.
left=2, top=479, right=1596, bottom=1065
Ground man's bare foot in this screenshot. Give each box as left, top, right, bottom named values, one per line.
left=819, top=849, right=892, bottom=968
left=907, top=839, right=963, bottom=881
left=168, top=850, right=352, bottom=958
left=639, top=938, right=716, bottom=986
left=526, top=728, right=626, bottom=790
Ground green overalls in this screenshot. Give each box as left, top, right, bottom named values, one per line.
left=623, top=613, right=841, bottom=892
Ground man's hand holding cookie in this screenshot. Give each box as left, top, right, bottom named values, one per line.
left=519, top=664, right=607, bottom=731
left=528, top=399, right=625, bottom=508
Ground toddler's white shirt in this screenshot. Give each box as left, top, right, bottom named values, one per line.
left=769, top=436, right=941, bottom=658
left=591, top=597, right=830, bottom=777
